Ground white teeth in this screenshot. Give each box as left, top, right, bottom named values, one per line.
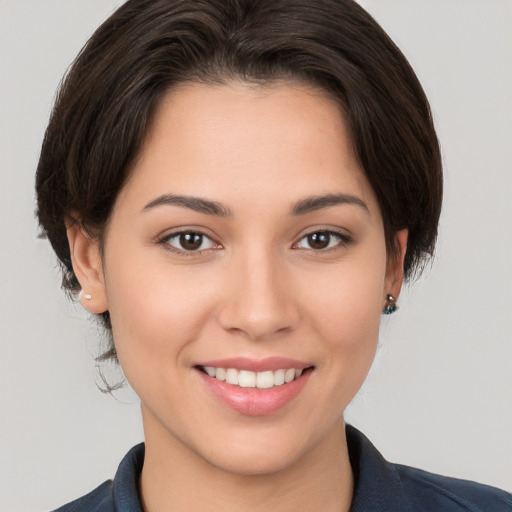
left=284, top=369, right=295, bottom=383
left=273, top=369, right=285, bottom=386
left=256, top=371, right=274, bottom=389
left=238, top=370, right=256, bottom=388
left=204, top=366, right=216, bottom=377
left=202, top=366, right=307, bottom=388
left=225, top=368, right=239, bottom=385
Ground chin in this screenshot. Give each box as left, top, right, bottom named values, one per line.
left=203, top=442, right=305, bottom=477
left=191, top=420, right=335, bottom=477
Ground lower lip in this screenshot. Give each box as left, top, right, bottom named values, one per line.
left=196, top=368, right=312, bottom=416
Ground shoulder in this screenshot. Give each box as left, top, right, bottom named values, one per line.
left=51, top=443, right=144, bottom=512
left=51, top=480, right=114, bottom=512
left=393, top=462, right=512, bottom=512
left=346, top=425, right=512, bottom=512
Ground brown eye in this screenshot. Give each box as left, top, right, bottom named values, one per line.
left=295, top=230, right=351, bottom=251
left=180, top=232, right=203, bottom=251
left=307, top=232, right=331, bottom=249
left=163, top=231, right=218, bottom=253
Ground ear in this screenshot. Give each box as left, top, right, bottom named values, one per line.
left=66, top=220, right=108, bottom=314
left=384, top=229, right=408, bottom=301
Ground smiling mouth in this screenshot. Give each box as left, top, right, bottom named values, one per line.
left=197, top=366, right=313, bottom=389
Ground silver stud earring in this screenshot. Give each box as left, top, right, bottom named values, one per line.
left=382, top=294, right=398, bottom=315
left=79, top=291, right=92, bottom=301
left=84, top=294, right=92, bottom=300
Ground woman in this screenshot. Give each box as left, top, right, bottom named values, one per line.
left=30, top=0, right=511, bottom=510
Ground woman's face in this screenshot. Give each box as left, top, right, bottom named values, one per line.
left=73, top=82, right=404, bottom=475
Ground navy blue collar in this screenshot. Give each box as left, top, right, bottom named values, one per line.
left=346, top=425, right=410, bottom=511
left=112, top=442, right=144, bottom=512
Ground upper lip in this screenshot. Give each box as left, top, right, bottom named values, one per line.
left=194, top=357, right=312, bottom=372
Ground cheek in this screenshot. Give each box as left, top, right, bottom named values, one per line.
left=302, top=249, right=387, bottom=384
left=307, top=253, right=386, bottom=335
left=103, top=247, right=217, bottom=378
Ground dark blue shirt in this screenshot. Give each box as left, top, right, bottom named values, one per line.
left=52, top=426, right=512, bottom=511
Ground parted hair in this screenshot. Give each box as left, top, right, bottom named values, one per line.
left=36, top=0, right=442, bottom=345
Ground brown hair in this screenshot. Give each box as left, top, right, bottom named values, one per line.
left=36, top=0, right=442, bottom=353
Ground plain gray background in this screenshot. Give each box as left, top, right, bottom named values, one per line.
left=0, top=1, right=511, bottom=510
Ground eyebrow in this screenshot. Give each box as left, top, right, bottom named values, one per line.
left=290, top=193, right=369, bottom=215
left=142, top=192, right=368, bottom=217
left=143, top=194, right=233, bottom=217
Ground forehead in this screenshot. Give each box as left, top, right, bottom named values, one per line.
left=121, top=81, right=379, bottom=215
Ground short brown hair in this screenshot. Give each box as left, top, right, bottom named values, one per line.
left=36, top=0, right=442, bottom=335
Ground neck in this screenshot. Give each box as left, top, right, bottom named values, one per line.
left=139, top=409, right=353, bottom=512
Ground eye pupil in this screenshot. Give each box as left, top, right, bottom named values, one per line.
left=180, top=232, right=203, bottom=250
left=308, top=232, right=330, bottom=249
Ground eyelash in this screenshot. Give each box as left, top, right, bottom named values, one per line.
left=293, top=230, right=353, bottom=252
left=157, top=230, right=221, bottom=256
left=157, top=229, right=353, bottom=256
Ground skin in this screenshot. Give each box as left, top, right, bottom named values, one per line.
left=68, top=82, right=407, bottom=512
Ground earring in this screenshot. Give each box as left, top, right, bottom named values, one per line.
left=84, top=294, right=92, bottom=300
left=79, top=291, right=92, bottom=301
left=382, top=294, right=398, bottom=315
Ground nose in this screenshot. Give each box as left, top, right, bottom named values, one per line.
left=217, top=248, right=300, bottom=341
